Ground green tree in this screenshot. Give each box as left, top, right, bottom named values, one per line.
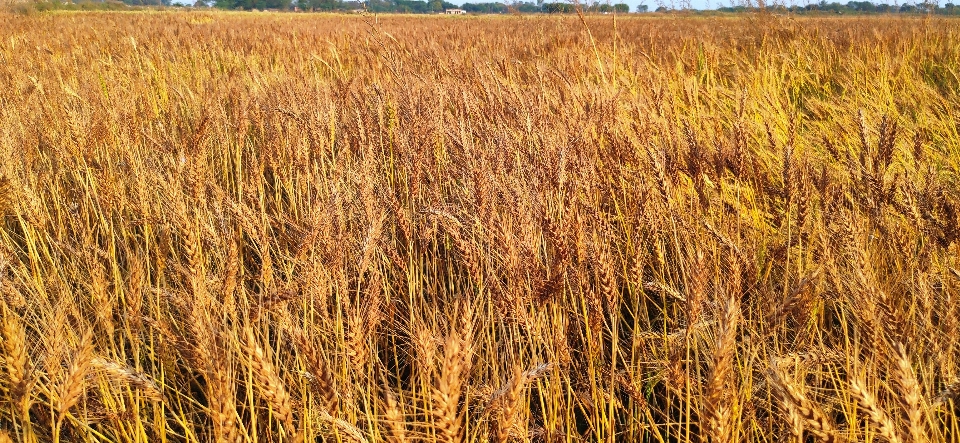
left=543, top=2, right=573, bottom=12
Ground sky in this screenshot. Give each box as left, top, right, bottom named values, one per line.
left=515, top=0, right=865, bottom=11
left=471, top=0, right=944, bottom=11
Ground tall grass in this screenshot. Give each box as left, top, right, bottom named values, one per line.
left=0, top=10, right=959, bottom=442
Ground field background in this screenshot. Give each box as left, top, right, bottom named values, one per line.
left=1, top=11, right=959, bottom=443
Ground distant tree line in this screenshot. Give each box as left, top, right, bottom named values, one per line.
left=121, top=0, right=957, bottom=14
left=120, top=0, right=170, bottom=6
left=460, top=2, right=508, bottom=12
left=200, top=0, right=462, bottom=11
left=181, top=0, right=638, bottom=13
left=541, top=2, right=630, bottom=12
left=715, top=0, right=959, bottom=14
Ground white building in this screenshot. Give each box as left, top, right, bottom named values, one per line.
left=444, top=8, right=466, bottom=14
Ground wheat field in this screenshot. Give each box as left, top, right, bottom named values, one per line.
left=0, top=10, right=958, bottom=443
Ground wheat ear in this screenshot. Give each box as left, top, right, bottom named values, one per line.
left=849, top=377, right=903, bottom=443
left=54, top=331, right=94, bottom=443
left=893, top=345, right=930, bottom=443
left=432, top=308, right=474, bottom=443
left=382, top=376, right=408, bottom=443
left=704, top=294, right=739, bottom=443
left=1, top=309, right=30, bottom=413
left=244, top=326, right=300, bottom=443
left=766, top=366, right=838, bottom=443
left=290, top=325, right=339, bottom=415
left=490, top=363, right=553, bottom=443
left=91, top=357, right=164, bottom=403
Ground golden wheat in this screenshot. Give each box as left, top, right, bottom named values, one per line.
left=0, top=10, right=957, bottom=443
